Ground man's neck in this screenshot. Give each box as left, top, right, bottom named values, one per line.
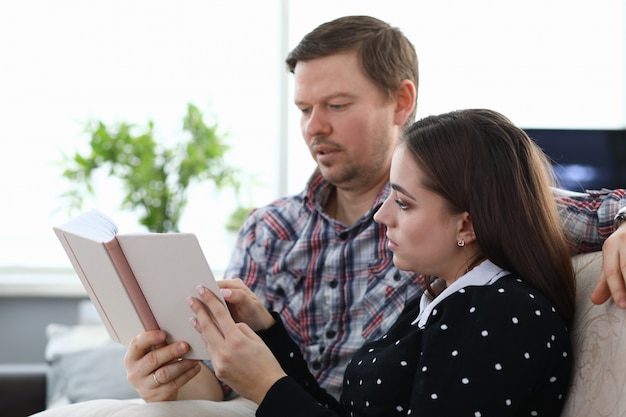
left=324, top=177, right=388, bottom=226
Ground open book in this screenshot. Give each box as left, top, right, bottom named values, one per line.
left=53, top=209, right=223, bottom=360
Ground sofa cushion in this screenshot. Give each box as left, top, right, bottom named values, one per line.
left=31, top=397, right=257, bottom=417
left=45, top=323, right=138, bottom=408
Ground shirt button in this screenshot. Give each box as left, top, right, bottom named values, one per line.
left=326, top=330, right=337, bottom=339
left=329, top=280, right=338, bottom=288
left=338, top=231, right=349, bottom=240
left=312, top=361, right=322, bottom=370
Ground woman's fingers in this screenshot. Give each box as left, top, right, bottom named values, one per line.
left=187, top=286, right=236, bottom=355
left=188, top=286, right=287, bottom=403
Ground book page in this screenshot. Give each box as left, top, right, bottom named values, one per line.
left=56, top=209, right=118, bottom=242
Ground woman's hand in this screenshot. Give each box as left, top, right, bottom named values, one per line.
left=218, top=278, right=276, bottom=331
left=124, top=331, right=203, bottom=402
left=188, top=285, right=287, bottom=404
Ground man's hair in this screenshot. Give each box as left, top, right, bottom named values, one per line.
left=402, top=109, right=576, bottom=326
left=286, top=15, right=419, bottom=124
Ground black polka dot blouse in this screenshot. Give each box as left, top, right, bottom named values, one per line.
left=257, top=262, right=572, bottom=417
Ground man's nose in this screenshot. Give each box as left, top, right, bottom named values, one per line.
left=304, top=107, right=331, bottom=137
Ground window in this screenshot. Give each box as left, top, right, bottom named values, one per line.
left=0, top=0, right=283, bottom=273
left=1, top=0, right=624, bottom=286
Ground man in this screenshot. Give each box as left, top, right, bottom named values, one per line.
left=37, top=15, right=625, bottom=417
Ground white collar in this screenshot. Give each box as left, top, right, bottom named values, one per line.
left=413, top=260, right=510, bottom=328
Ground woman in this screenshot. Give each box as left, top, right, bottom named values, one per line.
left=188, top=108, right=576, bottom=416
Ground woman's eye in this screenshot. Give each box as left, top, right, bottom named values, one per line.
left=395, top=199, right=409, bottom=210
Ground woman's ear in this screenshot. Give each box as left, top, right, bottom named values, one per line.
left=394, top=79, right=417, bottom=126
left=457, top=212, right=477, bottom=244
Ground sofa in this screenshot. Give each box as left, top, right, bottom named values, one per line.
left=2, top=251, right=626, bottom=417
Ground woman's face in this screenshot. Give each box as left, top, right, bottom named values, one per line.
left=374, top=144, right=466, bottom=281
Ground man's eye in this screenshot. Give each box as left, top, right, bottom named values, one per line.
left=395, top=199, right=409, bottom=210
left=300, top=108, right=312, bottom=115
left=328, top=104, right=345, bottom=110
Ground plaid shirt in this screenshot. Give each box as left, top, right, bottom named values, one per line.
left=224, top=171, right=625, bottom=398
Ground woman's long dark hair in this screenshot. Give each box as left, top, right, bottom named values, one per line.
left=403, top=109, right=575, bottom=326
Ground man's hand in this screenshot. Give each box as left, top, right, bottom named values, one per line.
left=123, top=330, right=203, bottom=402
left=218, top=278, right=276, bottom=331
left=591, top=224, right=626, bottom=307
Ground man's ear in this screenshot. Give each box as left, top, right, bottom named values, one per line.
left=457, top=212, right=477, bottom=244
left=394, top=79, right=417, bottom=126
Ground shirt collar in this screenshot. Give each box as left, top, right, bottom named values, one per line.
left=303, top=169, right=391, bottom=227
left=414, top=259, right=510, bottom=328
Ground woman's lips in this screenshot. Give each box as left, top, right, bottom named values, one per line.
left=386, top=237, right=398, bottom=251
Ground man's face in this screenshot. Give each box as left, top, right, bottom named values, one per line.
left=293, top=52, right=399, bottom=191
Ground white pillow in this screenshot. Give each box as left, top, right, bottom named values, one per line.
left=45, top=323, right=113, bottom=361
left=45, top=323, right=139, bottom=408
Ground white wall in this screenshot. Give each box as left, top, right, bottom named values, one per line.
left=1, top=0, right=624, bottom=274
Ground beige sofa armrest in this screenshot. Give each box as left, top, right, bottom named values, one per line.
left=562, top=252, right=626, bottom=417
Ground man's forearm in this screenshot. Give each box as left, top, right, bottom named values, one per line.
left=177, top=363, right=225, bottom=401
left=555, top=188, right=626, bottom=254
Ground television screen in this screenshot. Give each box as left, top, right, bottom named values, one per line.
left=524, top=129, right=626, bottom=192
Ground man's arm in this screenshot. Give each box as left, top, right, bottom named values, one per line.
left=223, top=208, right=271, bottom=299
left=177, top=363, right=225, bottom=400
left=554, top=188, right=626, bottom=253
left=554, top=188, right=626, bottom=307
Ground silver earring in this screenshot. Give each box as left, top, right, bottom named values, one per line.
left=457, top=239, right=465, bottom=247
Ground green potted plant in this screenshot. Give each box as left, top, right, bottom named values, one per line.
left=59, top=103, right=245, bottom=233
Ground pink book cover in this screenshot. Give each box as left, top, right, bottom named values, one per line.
left=53, top=209, right=220, bottom=359
left=102, top=237, right=159, bottom=332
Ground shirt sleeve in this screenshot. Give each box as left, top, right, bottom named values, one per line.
left=223, top=207, right=271, bottom=303
left=256, top=313, right=343, bottom=415
left=258, top=377, right=342, bottom=417
left=555, top=187, right=626, bottom=253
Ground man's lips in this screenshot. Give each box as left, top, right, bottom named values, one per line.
left=312, top=145, right=340, bottom=163
left=313, top=144, right=339, bottom=156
